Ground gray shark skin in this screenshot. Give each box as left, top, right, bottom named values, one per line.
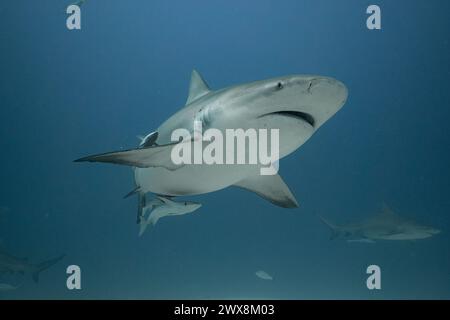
left=319, top=204, right=441, bottom=242
left=76, top=70, right=347, bottom=214
left=139, top=196, right=202, bottom=236
left=0, top=250, right=65, bottom=283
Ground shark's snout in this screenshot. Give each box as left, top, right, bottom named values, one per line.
left=335, top=79, right=348, bottom=107
left=310, top=77, right=348, bottom=106
left=428, top=228, right=441, bottom=235
left=186, top=202, right=202, bottom=213
left=300, top=76, right=347, bottom=129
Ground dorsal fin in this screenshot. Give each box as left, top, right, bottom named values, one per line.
left=123, top=186, right=141, bottom=199
left=186, top=70, right=210, bottom=105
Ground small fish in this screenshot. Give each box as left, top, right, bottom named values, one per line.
left=138, top=131, right=159, bottom=148
left=255, top=270, right=273, bottom=280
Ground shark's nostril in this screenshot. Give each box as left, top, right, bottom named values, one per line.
left=306, top=78, right=324, bottom=93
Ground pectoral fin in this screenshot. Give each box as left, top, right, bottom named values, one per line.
left=138, top=206, right=171, bottom=236
left=74, top=140, right=185, bottom=170
left=234, top=174, right=299, bottom=208
left=124, top=186, right=141, bottom=199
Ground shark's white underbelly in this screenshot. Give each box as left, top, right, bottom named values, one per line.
left=377, top=233, right=433, bottom=240
left=136, top=113, right=314, bottom=196
left=135, top=163, right=259, bottom=196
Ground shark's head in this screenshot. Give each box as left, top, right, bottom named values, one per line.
left=232, top=74, right=347, bottom=127
left=217, top=75, right=348, bottom=157
left=180, top=201, right=202, bottom=214
left=394, top=224, right=441, bottom=240
left=422, top=225, right=441, bottom=236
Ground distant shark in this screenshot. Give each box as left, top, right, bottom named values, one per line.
left=0, top=250, right=65, bottom=283
left=319, top=204, right=441, bottom=242
left=75, top=70, right=347, bottom=224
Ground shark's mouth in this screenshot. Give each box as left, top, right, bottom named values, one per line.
left=262, top=110, right=315, bottom=127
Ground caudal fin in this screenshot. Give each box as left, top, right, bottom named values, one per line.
left=138, top=207, right=166, bottom=237
left=317, top=215, right=340, bottom=240
left=138, top=214, right=161, bottom=237
left=138, top=221, right=150, bottom=237
left=32, top=254, right=65, bottom=283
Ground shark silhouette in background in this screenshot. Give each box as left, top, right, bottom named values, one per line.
left=319, top=204, right=441, bottom=242
left=0, top=250, right=65, bottom=283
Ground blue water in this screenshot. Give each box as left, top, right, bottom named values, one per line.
left=0, top=0, right=449, bottom=299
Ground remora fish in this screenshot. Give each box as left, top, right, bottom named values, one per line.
left=139, top=196, right=201, bottom=236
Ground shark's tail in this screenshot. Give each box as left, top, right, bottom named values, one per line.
left=317, top=215, right=340, bottom=240
left=32, top=254, right=65, bottom=283
left=138, top=213, right=162, bottom=237
left=139, top=220, right=150, bottom=237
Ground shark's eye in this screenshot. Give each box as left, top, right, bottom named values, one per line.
left=277, top=82, right=283, bottom=90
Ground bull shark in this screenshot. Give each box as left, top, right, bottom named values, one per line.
left=75, top=70, right=347, bottom=223
left=319, top=204, right=441, bottom=242
left=139, top=196, right=202, bottom=236
left=0, top=250, right=65, bottom=283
